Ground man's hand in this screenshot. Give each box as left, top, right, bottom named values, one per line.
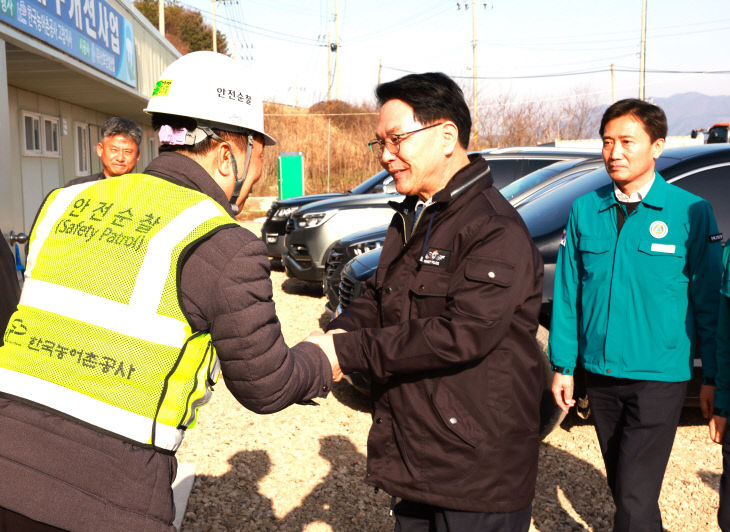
left=552, top=372, right=576, bottom=414
left=710, top=415, right=728, bottom=444
left=306, top=330, right=343, bottom=382
left=700, top=384, right=716, bottom=419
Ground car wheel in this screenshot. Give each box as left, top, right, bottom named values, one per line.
left=536, top=324, right=566, bottom=439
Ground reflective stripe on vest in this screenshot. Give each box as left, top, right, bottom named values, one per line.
left=0, top=174, right=236, bottom=451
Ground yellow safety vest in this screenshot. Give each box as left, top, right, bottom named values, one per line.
left=0, top=174, right=237, bottom=451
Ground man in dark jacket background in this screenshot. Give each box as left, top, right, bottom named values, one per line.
left=309, top=72, right=544, bottom=531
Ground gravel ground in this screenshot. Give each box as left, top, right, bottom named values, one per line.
left=178, top=221, right=724, bottom=532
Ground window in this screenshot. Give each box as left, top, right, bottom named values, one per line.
left=483, top=159, right=518, bottom=189
left=22, top=112, right=41, bottom=155
left=670, top=164, right=730, bottom=237
left=22, top=112, right=60, bottom=157
left=42, top=116, right=60, bottom=157
left=75, top=122, right=90, bottom=176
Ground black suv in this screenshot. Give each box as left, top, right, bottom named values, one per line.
left=335, top=144, right=730, bottom=436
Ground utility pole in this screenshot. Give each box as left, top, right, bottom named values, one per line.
left=326, top=1, right=340, bottom=101
left=327, top=27, right=331, bottom=101
left=377, top=58, right=382, bottom=86
left=471, top=2, right=477, bottom=140
left=158, top=0, right=164, bottom=36
left=457, top=3, right=486, bottom=140
left=334, top=0, right=340, bottom=100
left=639, top=0, right=647, bottom=100
left=611, top=63, right=616, bottom=103
left=211, top=0, right=234, bottom=53
left=212, top=0, right=217, bottom=53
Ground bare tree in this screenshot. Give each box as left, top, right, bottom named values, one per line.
left=559, top=87, right=600, bottom=140
left=475, top=88, right=599, bottom=148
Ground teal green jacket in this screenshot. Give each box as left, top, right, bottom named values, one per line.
left=549, top=173, right=722, bottom=382
left=714, top=246, right=730, bottom=413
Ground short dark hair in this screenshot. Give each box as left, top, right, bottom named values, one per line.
left=599, top=99, right=667, bottom=142
left=376, top=72, right=472, bottom=149
left=101, top=117, right=142, bottom=147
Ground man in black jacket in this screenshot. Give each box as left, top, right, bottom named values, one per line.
left=310, top=73, right=544, bottom=531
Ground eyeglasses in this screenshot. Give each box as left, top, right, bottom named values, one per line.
left=368, top=122, right=444, bottom=156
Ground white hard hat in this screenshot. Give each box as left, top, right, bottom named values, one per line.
left=145, top=51, right=276, bottom=146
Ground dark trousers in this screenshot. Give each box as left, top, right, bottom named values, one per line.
left=393, top=499, right=532, bottom=532
left=586, top=373, right=687, bottom=532
left=719, top=441, right=730, bottom=531
left=0, top=507, right=66, bottom=531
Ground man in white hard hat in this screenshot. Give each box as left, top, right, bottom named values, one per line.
left=0, top=51, right=338, bottom=531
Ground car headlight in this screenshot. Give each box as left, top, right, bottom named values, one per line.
left=295, top=210, right=336, bottom=229
left=273, top=206, right=299, bottom=219
left=350, top=239, right=384, bottom=256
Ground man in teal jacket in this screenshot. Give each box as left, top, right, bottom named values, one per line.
left=549, top=98, right=723, bottom=531
left=711, top=245, right=730, bottom=531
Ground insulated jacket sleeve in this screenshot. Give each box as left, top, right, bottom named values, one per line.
left=179, top=227, right=333, bottom=414
left=687, top=199, right=723, bottom=380
left=548, top=203, right=582, bottom=373
left=332, top=216, right=540, bottom=380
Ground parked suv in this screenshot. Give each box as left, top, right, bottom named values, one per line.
left=283, top=193, right=400, bottom=282
left=285, top=147, right=600, bottom=285
left=323, top=224, right=388, bottom=311
left=261, top=170, right=394, bottom=266
left=335, top=144, right=730, bottom=436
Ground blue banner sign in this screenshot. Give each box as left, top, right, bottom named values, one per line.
left=0, top=0, right=137, bottom=87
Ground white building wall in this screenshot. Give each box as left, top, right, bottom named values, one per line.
left=1, top=2, right=178, bottom=238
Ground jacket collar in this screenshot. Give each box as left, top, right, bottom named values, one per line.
left=143, top=151, right=237, bottom=217
left=389, top=154, right=493, bottom=215
left=598, top=170, right=666, bottom=212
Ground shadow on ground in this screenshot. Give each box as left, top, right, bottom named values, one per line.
left=281, top=278, right=324, bottom=298
left=532, top=443, right=614, bottom=531
left=183, top=417, right=623, bottom=532
left=330, top=380, right=371, bottom=413
left=557, top=401, right=709, bottom=432
left=182, top=436, right=392, bottom=531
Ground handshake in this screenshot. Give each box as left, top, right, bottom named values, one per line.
left=305, top=329, right=346, bottom=382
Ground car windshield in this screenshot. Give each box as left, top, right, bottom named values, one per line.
left=349, top=170, right=390, bottom=195
left=708, top=127, right=728, bottom=143
left=500, top=159, right=586, bottom=200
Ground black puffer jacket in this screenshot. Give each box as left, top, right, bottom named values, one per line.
left=328, top=155, right=543, bottom=513
left=0, top=152, right=332, bottom=531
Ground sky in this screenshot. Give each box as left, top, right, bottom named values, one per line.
left=177, top=0, right=729, bottom=110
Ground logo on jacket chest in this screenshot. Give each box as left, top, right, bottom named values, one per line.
left=420, top=248, right=451, bottom=269
left=649, top=220, right=668, bottom=239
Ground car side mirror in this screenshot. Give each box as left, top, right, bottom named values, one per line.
left=691, top=129, right=698, bottom=139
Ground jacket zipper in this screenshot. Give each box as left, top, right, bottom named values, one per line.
left=398, top=203, right=436, bottom=247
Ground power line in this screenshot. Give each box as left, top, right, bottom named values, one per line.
left=176, top=0, right=326, bottom=47
left=383, top=65, right=730, bottom=80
